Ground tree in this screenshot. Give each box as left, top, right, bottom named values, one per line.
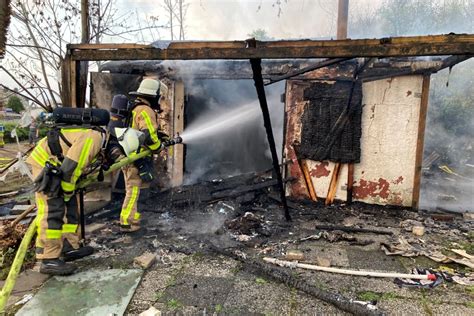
left=1, top=0, right=166, bottom=111
left=247, top=29, right=273, bottom=41
left=163, top=0, right=188, bottom=41
left=350, top=0, right=473, bottom=38
left=7, top=95, right=24, bottom=113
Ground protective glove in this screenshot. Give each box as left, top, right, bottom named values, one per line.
left=135, top=157, right=154, bottom=182
left=48, top=173, right=62, bottom=198
left=109, top=146, right=126, bottom=162
left=157, top=131, right=170, bottom=141
left=33, top=168, right=48, bottom=193
left=34, top=162, right=62, bottom=198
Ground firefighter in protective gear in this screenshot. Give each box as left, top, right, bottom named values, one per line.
left=119, top=78, right=163, bottom=232
left=26, top=128, right=105, bottom=275
left=0, top=124, right=5, bottom=148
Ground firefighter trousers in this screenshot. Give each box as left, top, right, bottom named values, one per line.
left=33, top=166, right=81, bottom=260
left=120, top=164, right=142, bottom=227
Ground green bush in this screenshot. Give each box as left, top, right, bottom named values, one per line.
left=0, top=122, right=48, bottom=144
left=7, top=96, right=25, bottom=113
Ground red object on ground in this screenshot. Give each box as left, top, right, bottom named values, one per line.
left=427, top=274, right=437, bottom=281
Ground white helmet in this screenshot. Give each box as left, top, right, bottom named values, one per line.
left=130, top=78, right=160, bottom=97
left=115, top=128, right=145, bottom=156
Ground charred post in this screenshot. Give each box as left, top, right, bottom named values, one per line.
left=248, top=41, right=291, bottom=221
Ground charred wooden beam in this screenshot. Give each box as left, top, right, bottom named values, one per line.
left=362, top=54, right=472, bottom=82
left=211, top=247, right=385, bottom=316
left=68, top=34, right=474, bottom=61
left=264, top=58, right=351, bottom=85
left=211, top=177, right=295, bottom=199
left=249, top=45, right=291, bottom=221
left=315, top=225, right=394, bottom=235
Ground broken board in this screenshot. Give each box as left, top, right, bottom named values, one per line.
left=17, top=269, right=143, bottom=316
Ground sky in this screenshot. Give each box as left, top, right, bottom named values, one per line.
left=114, top=0, right=380, bottom=41
left=4, top=0, right=357, bottom=89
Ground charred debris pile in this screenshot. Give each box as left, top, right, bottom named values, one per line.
left=91, top=170, right=474, bottom=256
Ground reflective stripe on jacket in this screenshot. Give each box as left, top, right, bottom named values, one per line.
left=26, top=128, right=104, bottom=192
left=131, top=99, right=161, bottom=151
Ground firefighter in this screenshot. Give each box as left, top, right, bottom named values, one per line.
left=27, top=126, right=105, bottom=275
left=0, top=124, right=4, bottom=148
left=118, top=79, right=164, bottom=232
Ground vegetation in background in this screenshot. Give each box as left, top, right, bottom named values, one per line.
left=349, top=0, right=474, bottom=166
left=0, top=122, right=47, bottom=143
left=6, top=96, right=24, bottom=113
left=248, top=28, right=273, bottom=41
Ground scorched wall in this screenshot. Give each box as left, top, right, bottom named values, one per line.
left=285, top=75, right=425, bottom=206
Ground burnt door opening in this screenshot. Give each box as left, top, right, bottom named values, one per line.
left=183, top=79, right=284, bottom=184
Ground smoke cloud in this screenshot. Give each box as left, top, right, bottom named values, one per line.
left=181, top=79, right=285, bottom=184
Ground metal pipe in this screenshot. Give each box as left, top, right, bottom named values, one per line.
left=264, top=257, right=437, bottom=281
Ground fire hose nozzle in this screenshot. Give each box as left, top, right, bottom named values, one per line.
left=163, top=135, right=183, bottom=147
left=174, top=135, right=183, bottom=144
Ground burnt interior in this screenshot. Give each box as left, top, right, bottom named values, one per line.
left=183, top=79, right=285, bottom=184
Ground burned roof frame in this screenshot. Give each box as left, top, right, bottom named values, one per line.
left=67, top=34, right=474, bottom=61
left=63, top=34, right=473, bottom=215
left=64, top=34, right=474, bottom=107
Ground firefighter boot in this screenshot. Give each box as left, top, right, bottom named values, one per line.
left=40, top=259, right=77, bottom=276
left=62, top=240, right=94, bottom=262
left=119, top=224, right=141, bottom=233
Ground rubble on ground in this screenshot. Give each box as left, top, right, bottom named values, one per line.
left=1, top=172, right=473, bottom=314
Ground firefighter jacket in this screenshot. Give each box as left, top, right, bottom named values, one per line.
left=131, top=98, right=161, bottom=151
left=26, top=128, right=104, bottom=194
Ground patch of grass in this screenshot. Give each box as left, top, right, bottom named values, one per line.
left=468, top=231, right=474, bottom=240
left=166, top=275, right=177, bottom=287
left=191, top=252, right=205, bottom=261
left=255, top=277, right=267, bottom=285
left=166, top=298, right=183, bottom=310
left=420, top=291, right=433, bottom=316
left=155, top=291, right=165, bottom=301
left=313, top=280, right=329, bottom=291
left=459, top=242, right=474, bottom=255
left=381, top=292, right=399, bottom=300
left=0, top=247, right=36, bottom=280
left=214, top=304, right=223, bottom=313
left=466, top=302, right=474, bottom=309
left=230, top=263, right=242, bottom=275
left=288, top=287, right=298, bottom=316
left=290, top=271, right=300, bottom=279
left=357, top=291, right=380, bottom=302
left=466, top=285, right=474, bottom=295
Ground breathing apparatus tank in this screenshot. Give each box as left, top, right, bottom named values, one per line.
left=51, top=107, right=110, bottom=126
left=107, top=94, right=131, bottom=137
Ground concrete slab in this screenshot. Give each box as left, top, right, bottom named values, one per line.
left=17, top=269, right=142, bottom=316
left=224, top=270, right=347, bottom=315
left=160, top=275, right=234, bottom=309
left=300, top=242, right=350, bottom=267
left=346, top=247, right=406, bottom=272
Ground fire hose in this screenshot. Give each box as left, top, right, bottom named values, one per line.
left=0, top=136, right=182, bottom=312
